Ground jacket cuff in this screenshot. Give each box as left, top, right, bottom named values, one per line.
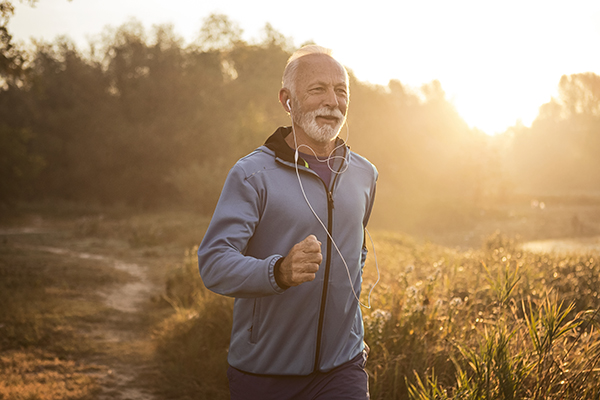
left=270, top=256, right=288, bottom=293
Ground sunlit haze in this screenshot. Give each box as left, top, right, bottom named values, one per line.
left=9, top=0, right=600, bottom=135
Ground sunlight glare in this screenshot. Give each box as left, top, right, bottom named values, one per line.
left=9, top=0, right=600, bottom=136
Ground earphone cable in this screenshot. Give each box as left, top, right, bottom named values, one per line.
left=290, top=117, right=378, bottom=309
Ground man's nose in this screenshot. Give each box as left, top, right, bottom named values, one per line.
left=323, top=88, right=339, bottom=108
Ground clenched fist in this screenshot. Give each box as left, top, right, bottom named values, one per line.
left=276, top=235, right=323, bottom=287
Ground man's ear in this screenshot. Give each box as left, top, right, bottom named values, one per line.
left=279, top=89, right=292, bottom=113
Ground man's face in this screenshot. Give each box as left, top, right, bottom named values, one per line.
left=291, top=55, right=349, bottom=143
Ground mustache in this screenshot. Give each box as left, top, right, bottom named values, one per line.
left=307, top=107, right=345, bottom=119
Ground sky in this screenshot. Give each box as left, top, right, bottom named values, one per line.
left=8, top=0, right=600, bottom=135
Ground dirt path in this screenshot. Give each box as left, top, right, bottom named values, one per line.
left=48, top=247, right=157, bottom=399
left=4, top=227, right=163, bottom=399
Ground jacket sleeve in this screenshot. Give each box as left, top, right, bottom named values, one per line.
left=360, top=164, right=378, bottom=268
left=197, top=163, right=286, bottom=298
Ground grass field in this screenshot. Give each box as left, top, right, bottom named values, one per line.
left=1, top=200, right=599, bottom=399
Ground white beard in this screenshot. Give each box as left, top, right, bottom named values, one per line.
left=295, top=106, right=345, bottom=143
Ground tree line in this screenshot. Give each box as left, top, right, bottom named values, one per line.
left=1, top=10, right=599, bottom=227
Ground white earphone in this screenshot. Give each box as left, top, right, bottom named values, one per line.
left=286, top=105, right=379, bottom=309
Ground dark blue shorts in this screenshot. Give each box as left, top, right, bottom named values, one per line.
left=227, top=350, right=370, bottom=400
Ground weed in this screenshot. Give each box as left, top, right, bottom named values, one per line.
left=395, top=232, right=600, bottom=400
left=153, top=249, right=233, bottom=400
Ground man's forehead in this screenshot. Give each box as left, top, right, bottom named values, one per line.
left=296, top=54, right=348, bottom=84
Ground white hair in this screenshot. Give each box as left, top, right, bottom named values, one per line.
left=282, top=45, right=347, bottom=95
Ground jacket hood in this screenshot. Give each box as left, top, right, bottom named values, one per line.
left=264, top=126, right=296, bottom=163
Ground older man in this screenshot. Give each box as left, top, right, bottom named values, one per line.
left=197, top=45, right=377, bottom=400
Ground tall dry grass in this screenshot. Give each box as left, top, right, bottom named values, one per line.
left=154, top=232, right=600, bottom=399
left=153, top=248, right=233, bottom=400
left=364, top=232, right=600, bottom=399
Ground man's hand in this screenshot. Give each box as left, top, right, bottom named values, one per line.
left=276, top=235, right=322, bottom=287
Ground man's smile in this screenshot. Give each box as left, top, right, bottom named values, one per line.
left=316, top=115, right=339, bottom=124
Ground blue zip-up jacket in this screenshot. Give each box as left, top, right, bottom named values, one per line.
left=197, top=126, right=377, bottom=375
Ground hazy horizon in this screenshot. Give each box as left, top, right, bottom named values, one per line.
left=8, top=0, right=600, bottom=135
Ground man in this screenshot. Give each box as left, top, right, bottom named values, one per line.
left=197, top=45, right=377, bottom=399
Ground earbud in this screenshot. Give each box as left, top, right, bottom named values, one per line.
left=286, top=99, right=291, bottom=111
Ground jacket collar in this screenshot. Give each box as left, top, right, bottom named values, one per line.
left=264, top=126, right=347, bottom=164
left=264, top=126, right=296, bottom=163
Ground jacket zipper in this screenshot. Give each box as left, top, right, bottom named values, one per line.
left=280, top=147, right=347, bottom=372
left=312, top=154, right=345, bottom=372
left=313, top=183, right=335, bottom=371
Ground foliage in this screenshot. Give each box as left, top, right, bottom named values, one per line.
left=164, top=157, right=230, bottom=213
left=0, top=15, right=296, bottom=209
left=363, top=231, right=600, bottom=399
left=0, top=125, right=44, bottom=203
left=505, top=72, right=600, bottom=196
left=0, top=350, right=100, bottom=400
left=1, top=14, right=596, bottom=216
left=154, top=248, right=233, bottom=400
left=153, top=230, right=600, bottom=399
left=1, top=7, right=599, bottom=226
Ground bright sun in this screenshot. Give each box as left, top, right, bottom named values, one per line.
left=447, top=76, right=552, bottom=135
left=332, top=1, right=599, bottom=135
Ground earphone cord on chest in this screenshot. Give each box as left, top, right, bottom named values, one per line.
left=291, top=119, right=380, bottom=309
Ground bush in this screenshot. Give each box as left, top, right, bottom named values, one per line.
left=153, top=249, right=233, bottom=400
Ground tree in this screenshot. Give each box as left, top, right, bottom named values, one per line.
left=196, top=13, right=243, bottom=52
left=506, top=72, right=600, bottom=195
left=0, top=0, right=44, bottom=204
left=558, top=72, right=600, bottom=117
left=1, top=0, right=25, bottom=86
